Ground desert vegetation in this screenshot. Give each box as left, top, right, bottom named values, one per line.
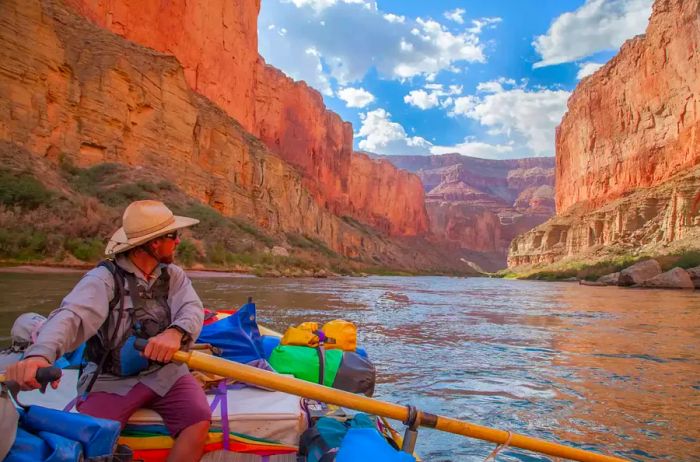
left=0, top=154, right=411, bottom=276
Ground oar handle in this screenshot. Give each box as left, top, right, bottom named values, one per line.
left=36, top=366, right=62, bottom=386
left=0, top=366, right=62, bottom=394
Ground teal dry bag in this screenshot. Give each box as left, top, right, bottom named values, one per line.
left=299, top=413, right=415, bottom=462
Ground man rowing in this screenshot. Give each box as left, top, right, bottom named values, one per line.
left=5, top=200, right=211, bottom=462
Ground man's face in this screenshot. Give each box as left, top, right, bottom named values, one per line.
left=152, top=231, right=180, bottom=264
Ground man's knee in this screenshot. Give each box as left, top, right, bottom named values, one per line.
left=179, top=420, right=210, bottom=442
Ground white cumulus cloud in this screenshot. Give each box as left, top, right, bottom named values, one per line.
left=289, top=0, right=374, bottom=11
left=451, top=80, right=570, bottom=156
left=404, top=90, right=440, bottom=110
left=468, top=17, right=502, bottom=34
left=337, top=87, right=376, bottom=108
left=259, top=0, right=495, bottom=93
left=533, top=0, right=653, bottom=68
left=404, top=84, right=462, bottom=110
left=444, top=8, right=465, bottom=24
left=357, top=109, right=432, bottom=155
left=430, top=140, right=513, bottom=159
left=383, top=13, right=405, bottom=23
left=577, top=61, right=604, bottom=79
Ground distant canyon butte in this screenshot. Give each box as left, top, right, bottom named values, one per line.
left=0, top=0, right=698, bottom=273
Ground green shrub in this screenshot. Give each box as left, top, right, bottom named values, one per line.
left=64, top=237, right=104, bottom=262
left=98, top=183, right=153, bottom=206
left=179, top=204, right=228, bottom=234
left=176, top=239, right=200, bottom=267
left=62, top=162, right=167, bottom=207
left=232, top=218, right=275, bottom=246
left=0, top=229, right=48, bottom=260
left=0, top=170, right=53, bottom=209
left=672, top=250, right=700, bottom=269
left=156, top=180, right=175, bottom=191
left=66, top=163, right=123, bottom=196
left=286, top=233, right=336, bottom=257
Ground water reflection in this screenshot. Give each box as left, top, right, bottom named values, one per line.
left=545, top=285, right=700, bottom=461
left=0, top=272, right=698, bottom=461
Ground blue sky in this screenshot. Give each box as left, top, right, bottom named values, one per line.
left=258, top=0, right=653, bottom=159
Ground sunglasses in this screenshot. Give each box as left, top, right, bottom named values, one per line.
left=162, top=230, right=179, bottom=240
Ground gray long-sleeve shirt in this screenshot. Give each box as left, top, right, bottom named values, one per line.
left=24, top=256, right=204, bottom=396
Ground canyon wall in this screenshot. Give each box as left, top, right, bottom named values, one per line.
left=556, top=0, right=699, bottom=213
left=509, top=166, right=700, bottom=266
left=61, top=0, right=428, bottom=237
left=0, top=0, right=462, bottom=271
left=509, top=0, right=700, bottom=267
left=381, top=154, right=555, bottom=267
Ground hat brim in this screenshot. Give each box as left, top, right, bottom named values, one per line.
left=105, top=215, right=199, bottom=256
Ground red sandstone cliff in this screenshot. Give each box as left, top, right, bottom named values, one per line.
left=380, top=154, right=555, bottom=267
left=61, top=0, right=427, bottom=238
left=0, top=0, right=471, bottom=273
left=509, top=0, right=700, bottom=267
left=556, top=0, right=700, bottom=214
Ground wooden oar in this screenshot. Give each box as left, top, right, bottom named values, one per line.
left=134, top=341, right=628, bottom=462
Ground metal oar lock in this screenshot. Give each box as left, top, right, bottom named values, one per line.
left=133, top=339, right=629, bottom=462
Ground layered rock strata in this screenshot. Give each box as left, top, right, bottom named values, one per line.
left=0, top=0, right=461, bottom=271
left=509, top=166, right=700, bottom=266
left=510, top=0, right=700, bottom=267
left=61, top=0, right=428, bottom=238
left=381, top=154, right=555, bottom=267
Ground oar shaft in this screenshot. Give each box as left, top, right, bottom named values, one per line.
left=173, top=350, right=627, bottom=462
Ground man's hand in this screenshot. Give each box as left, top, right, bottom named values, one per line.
left=5, top=356, right=59, bottom=391
left=143, top=328, right=184, bottom=363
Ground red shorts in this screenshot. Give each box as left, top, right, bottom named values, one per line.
left=77, top=373, right=211, bottom=436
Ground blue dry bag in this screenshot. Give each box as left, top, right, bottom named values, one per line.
left=196, top=301, right=266, bottom=364
left=299, top=413, right=416, bottom=462
left=8, top=405, right=122, bottom=460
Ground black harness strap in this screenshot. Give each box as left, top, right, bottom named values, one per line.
left=84, top=260, right=127, bottom=394
left=316, top=346, right=326, bottom=385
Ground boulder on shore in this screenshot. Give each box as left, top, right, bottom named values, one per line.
left=597, top=272, right=620, bottom=285
left=618, top=259, right=661, bottom=286
left=639, top=267, right=694, bottom=289
left=686, top=266, right=700, bottom=289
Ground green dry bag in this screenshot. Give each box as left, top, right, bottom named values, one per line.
left=269, top=345, right=343, bottom=386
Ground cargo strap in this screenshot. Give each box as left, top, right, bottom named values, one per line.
left=209, top=382, right=231, bottom=451
left=315, top=346, right=326, bottom=385
left=483, top=431, right=513, bottom=461
left=298, top=425, right=338, bottom=462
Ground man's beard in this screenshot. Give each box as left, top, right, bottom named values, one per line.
left=159, top=253, right=175, bottom=264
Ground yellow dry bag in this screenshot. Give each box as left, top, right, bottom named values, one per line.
left=281, top=325, right=320, bottom=347
left=322, top=319, right=357, bottom=351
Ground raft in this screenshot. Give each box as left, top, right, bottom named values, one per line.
left=6, top=304, right=398, bottom=462
left=3, top=302, right=629, bottom=462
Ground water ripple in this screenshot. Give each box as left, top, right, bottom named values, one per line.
left=2, top=274, right=699, bottom=461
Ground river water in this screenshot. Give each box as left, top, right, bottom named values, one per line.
left=0, top=271, right=698, bottom=461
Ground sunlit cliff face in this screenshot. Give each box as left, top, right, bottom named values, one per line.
left=510, top=0, right=700, bottom=269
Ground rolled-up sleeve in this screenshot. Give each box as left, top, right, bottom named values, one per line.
left=24, top=268, right=113, bottom=363
left=167, top=266, right=204, bottom=342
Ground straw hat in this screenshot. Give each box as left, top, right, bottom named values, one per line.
left=105, top=200, right=199, bottom=256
